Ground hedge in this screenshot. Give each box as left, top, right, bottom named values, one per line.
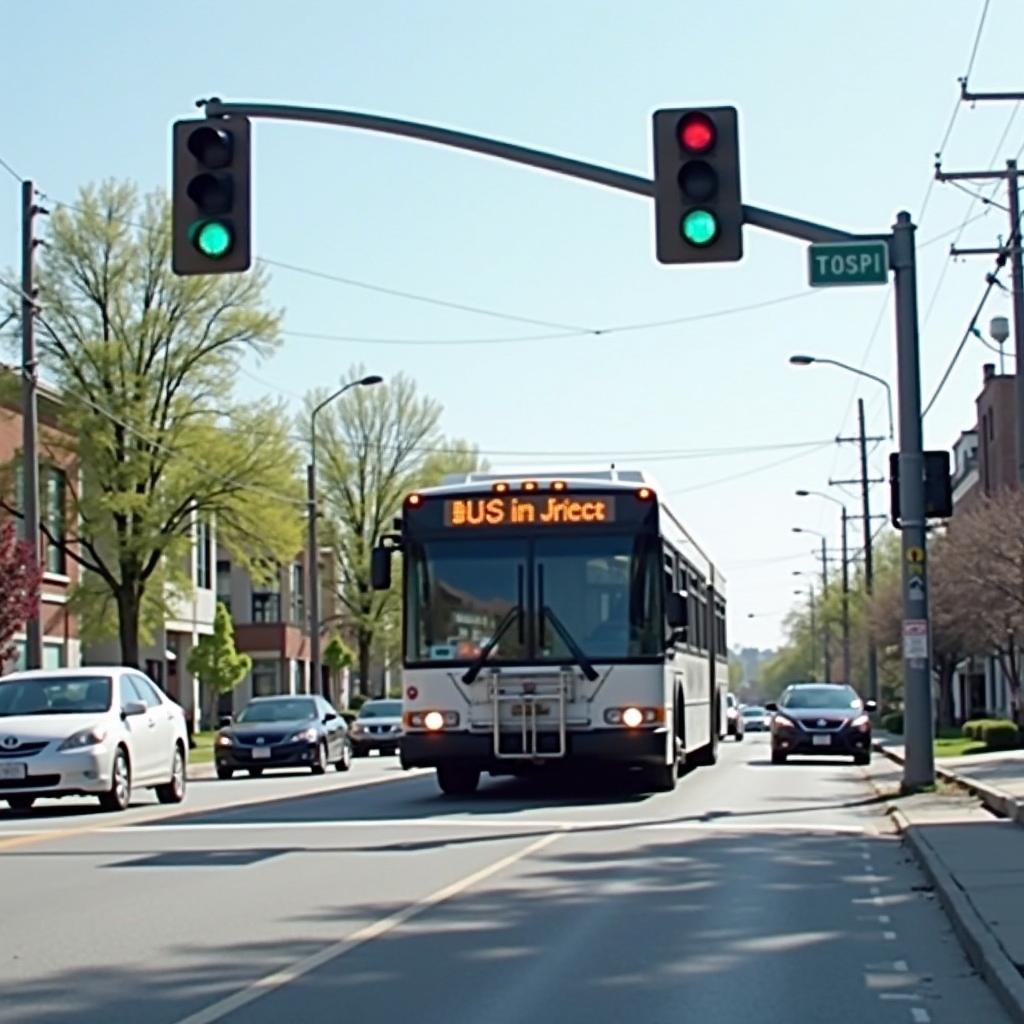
left=962, top=718, right=1020, bottom=749
left=881, top=711, right=904, bottom=735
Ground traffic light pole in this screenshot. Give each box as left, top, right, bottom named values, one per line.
left=191, top=96, right=934, bottom=790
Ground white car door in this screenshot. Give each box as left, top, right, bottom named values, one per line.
left=119, top=676, right=162, bottom=783
left=130, top=674, right=177, bottom=782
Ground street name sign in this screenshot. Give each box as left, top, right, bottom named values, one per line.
left=808, top=241, right=889, bottom=287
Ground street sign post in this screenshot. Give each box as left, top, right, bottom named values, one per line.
left=808, top=241, right=890, bottom=287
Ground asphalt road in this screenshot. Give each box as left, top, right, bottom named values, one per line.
left=0, top=736, right=1009, bottom=1024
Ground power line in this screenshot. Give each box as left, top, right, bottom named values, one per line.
left=963, top=0, right=991, bottom=83
left=670, top=442, right=832, bottom=496
left=0, top=155, right=24, bottom=184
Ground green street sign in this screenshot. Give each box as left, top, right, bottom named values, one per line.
left=808, top=241, right=889, bottom=287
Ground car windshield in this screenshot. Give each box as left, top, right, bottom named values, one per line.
left=359, top=701, right=402, bottom=718
left=237, top=699, right=318, bottom=723
left=781, top=686, right=861, bottom=710
left=742, top=706, right=766, bottom=716
left=0, top=677, right=112, bottom=716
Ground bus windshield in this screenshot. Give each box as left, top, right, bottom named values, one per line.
left=404, top=533, right=663, bottom=665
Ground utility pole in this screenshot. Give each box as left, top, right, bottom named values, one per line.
left=819, top=535, right=831, bottom=683
left=21, top=181, right=44, bottom=670
left=840, top=507, right=850, bottom=685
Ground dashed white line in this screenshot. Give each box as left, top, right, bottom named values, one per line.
left=910, top=1008, right=931, bottom=1023
left=883, top=930, right=897, bottom=941
left=893, top=959, right=909, bottom=972
left=878, top=914, right=891, bottom=924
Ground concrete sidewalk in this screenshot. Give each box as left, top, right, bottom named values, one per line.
left=870, top=747, right=1024, bottom=1022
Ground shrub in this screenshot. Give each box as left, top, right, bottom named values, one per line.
left=348, top=693, right=368, bottom=712
left=881, top=711, right=904, bottom=735
left=981, top=720, right=1020, bottom=751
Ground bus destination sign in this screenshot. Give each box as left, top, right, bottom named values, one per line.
left=445, top=495, right=616, bottom=528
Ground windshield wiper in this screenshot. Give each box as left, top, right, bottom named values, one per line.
left=461, top=606, right=521, bottom=684
left=540, top=605, right=599, bottom=682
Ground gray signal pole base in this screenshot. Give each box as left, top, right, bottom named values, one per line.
left=891, top=211, right=935, bottom=793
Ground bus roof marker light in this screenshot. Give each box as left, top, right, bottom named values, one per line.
left=407, top=493, right=423, bottom=507
left=636, top=487, right=654, bottom=501
left=522, top=481, right=538, bottom=492
left=551, top=480, right=567, bottom=492
left=493, top=482, right=509, bottom=493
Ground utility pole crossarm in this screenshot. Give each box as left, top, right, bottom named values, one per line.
left=961, top=86, right=1024, bottom=103
left=935, top=167, right=1013, bottom=182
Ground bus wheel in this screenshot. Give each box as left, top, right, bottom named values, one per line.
left=436, top=764, right=481, bottom=796
left=644, top=761, right=677, bottom=792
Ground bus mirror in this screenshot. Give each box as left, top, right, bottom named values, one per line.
left=666, top=592, right=688, bottom=629
left=371, top=547, right=392, bottom=591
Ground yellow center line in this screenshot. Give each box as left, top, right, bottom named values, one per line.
left=171, top=827, right=569, bottom=1024
left=0, top=767, right=432, bottom=853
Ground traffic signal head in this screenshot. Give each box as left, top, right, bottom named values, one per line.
left=172, top=116, right=252, bottom=275
left=652, top=106, right=742, bottom=264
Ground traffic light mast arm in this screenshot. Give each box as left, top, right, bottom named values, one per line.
left=200, top=97, right=867, bottom=245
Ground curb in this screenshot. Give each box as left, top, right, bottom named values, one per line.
left=873, top=740, right=1024, bottom=825
left=890, top=806, right=1024, bottom=1024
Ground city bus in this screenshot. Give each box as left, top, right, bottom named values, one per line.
left=371, top=469, right=728, bottom=796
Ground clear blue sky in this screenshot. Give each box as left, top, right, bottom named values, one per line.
left=1, top=0, right=1019, bottom=652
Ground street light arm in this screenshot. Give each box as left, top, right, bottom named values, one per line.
left=791, top=356, right=895, bottom=440
left=796, top=488, right=846, bottom=511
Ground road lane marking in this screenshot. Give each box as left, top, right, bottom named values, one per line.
left=893, top=960, right=908, bottom=972
left=170, top=829, right=566, bottom=1024
left=0, top=769, right=432, bottom=853
left=910, top=1008, right=931, bottom=1023
left=879, top=914, right=891, bottom=924
left=883, top=931, right=897, bottom=940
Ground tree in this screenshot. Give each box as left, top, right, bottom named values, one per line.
left=323, top=633, right=355, bottom=703
left=187, top=602, right=252, bottom=728
left=950, top=492, right=1024, bottom=722
left=0, top=518, right=43, bottom=666
left=4, top=181, right=303, bottom=665
left=313, top=369, right=482, bottom=696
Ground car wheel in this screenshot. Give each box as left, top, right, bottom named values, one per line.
left=736, top=729, right=745, bottom=742
left=436, top=764, right=481, bottom=796
left=6, top=795, right=35, bottom=811
left=335, top=739, right=353, bottom=772
left=156, top=745, right=187, bottom=804
left=771, top=750, right=788, bottom=765
left=312, top=741, right=328, bottom=775
left=854, top=752, right=871, bottom=765
left=248, top=768, right=264, bottom=778
left=99, top=748, right=131, bottom=811
left=216, top=765, right=234, bottom=780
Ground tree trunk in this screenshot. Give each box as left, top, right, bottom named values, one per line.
left=358, top=629, right=372, bottom=698
left=116, top=587, right=142, bottom=668
left=937, top=661, right=955, bottom=732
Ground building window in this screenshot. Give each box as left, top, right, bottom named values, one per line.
left=251, top=659, right=281, bottom=696
left=195, top=519, right=212, bottom=590
left=216, top=559, right=232, bottom=616
left=44, top=468, right=66, bottom=575
left=291, top=562, right=305, bottom=624
left=252, top=592, right=281, bottom=623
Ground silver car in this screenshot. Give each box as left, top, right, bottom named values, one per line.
left=0, top=667, right=189, bottom=812
left=349, top=698, right=404, bottom=756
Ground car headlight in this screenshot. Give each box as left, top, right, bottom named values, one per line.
left=215, top=733, right=233, bottom=747
left=289, top=727, right=319, bottom=743
left=59, top=725, right=109, bottom=751
left=772, top=714, right=797, bottom=731
left=850, top=714, right=871, bottom=731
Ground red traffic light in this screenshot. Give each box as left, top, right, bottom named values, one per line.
left=678, top=113, right=715, bottom=154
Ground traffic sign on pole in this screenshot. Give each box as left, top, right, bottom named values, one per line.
left=808, top=241, right=889, bottom=286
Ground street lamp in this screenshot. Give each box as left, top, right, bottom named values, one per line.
left=789, top=354, right=894, bottom=440
left=792, top=526, right=831, bottom=682
left=797, top=489, right=850, bottom=685
left=307, top=374, right=383, bottom=698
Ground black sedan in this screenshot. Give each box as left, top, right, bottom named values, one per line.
left=214, top=695, right=353, bottom=779
left=766, top=684, right=877, bottom=765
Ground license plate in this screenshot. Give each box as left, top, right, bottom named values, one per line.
left=511, top=704, right=550, bottom=717
left=251, top=748, right=271, bottom=759
left=812, top=734, right=832, bottom=746
left=0, top=762, right=27, bottom=780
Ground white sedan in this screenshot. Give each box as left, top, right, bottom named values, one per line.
left=0, top=667, right=189, bottom=812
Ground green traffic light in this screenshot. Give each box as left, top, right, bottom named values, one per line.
left=680, top=209, right=719, bottom=247
left=191, top=220, right=234, bottom=259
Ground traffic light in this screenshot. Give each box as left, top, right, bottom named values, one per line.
left=172, top=116, right=251, bottom=275
left=652, top=106, right=742, bottom=264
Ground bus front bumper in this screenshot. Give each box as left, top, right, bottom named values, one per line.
left=401, top=728, right=668, bottom=770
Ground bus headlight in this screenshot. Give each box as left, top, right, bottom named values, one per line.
left=604, top=706, right=664, bottom=728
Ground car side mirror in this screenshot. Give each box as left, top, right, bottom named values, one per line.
left=218, top=715, right=233, bottom=728
left=765, top=702, right=778, bottom=713
left=371, top=547, right=392, bottom=591
left=665, top=591, right=688, bottom=629
left=122, top=701, right=147, bottom=718
left=863, top=699, right=878, bottom=713
left=323, top=712, right=338, bottom=723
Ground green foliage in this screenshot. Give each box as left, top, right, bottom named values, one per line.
left=323, top=634, right=355, bottom=673
left=3, top=181, right=302, bottom=663
left=187, top=603, right=252, bottom=696
left=880, top=711, right=904, bottom=735
left=348, top=692, right=368, bottom=712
